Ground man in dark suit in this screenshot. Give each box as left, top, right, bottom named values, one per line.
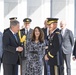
left=0, top=31, right=3, bottom=70
left=42, top=19, right=51, bottom=75
left=42, top=19, right=49, bottom=39
left=19, top=18, right=33, bottom=75
left=60, top=20, right=74, bottom=75
left=3, top=17, right=18, bottom=75
left=2, top=20, right=23, bottom=75
left=45, top=18, right=64, bottom=75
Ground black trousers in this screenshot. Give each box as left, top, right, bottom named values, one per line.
left=44, top=60, right=51, bottom=75
left=3, top=63, right=18, bottom=75
left=0, top=59, right=1, bottom=70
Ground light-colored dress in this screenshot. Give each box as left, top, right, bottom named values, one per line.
left=22, top=41, right=45, bottom=75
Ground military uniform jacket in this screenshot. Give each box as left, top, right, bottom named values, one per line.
left=47, top=28, right=63, bottom=66
left=20, top=28, right=33, bottom=58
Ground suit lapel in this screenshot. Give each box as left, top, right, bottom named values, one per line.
left=16, top=33, right=21, bottom=44
left=9, top=30, right=19, bottom=44
left=62, top=29, right=68, bottom=39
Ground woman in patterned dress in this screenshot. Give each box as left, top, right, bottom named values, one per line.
left=25, top=26, right=45, bottom=75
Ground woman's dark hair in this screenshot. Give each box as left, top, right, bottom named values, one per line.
left=31, top=26, right=44, bottom=43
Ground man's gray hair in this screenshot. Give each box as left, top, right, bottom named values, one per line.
left=10, top=20, right=19, bottom=28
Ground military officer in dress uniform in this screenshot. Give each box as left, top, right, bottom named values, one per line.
left=19, top=18, right=33, bottom=75
left=44, top=18, right=64, bottom=75
left=19, top=18, right=33, bottom=58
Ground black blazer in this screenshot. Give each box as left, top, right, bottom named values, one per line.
left=2, top=29, right=21, bottom=64
left=42, top=28, right=47, bottom=39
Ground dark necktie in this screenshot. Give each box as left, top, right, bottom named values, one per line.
left=14, top=34, right=18, bottom=42
left=27, top=30, right=28, bottom=34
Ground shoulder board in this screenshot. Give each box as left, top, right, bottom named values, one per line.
left=55, top=32, right=60, bottom=34
left=20, top=28, right=25, bottom=31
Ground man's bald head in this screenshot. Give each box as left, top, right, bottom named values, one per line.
left=60, top=20, right=66, bottom=29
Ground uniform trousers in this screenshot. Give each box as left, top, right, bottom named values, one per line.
left=50, top=65, right=64, bottom=75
